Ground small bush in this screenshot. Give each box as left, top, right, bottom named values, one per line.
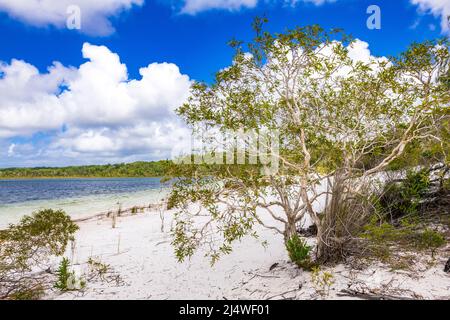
left=311, top=266, right=335, bottom=297
left=378, top=169, right=430, bottom=221
left=54, top=258, right=73, bottom=291
left=87, top=257, right=110, bottom=280
left=0, top=209, right=79, bottom=299
left=286, top=235, right=313, bottom=270
left=362, top=216, right=446, bottom=262
left=363, top=220, right=399, bottom=243
left=414, top=228, right=445, bottom=257
left=54, top=257, right=86, bottom=292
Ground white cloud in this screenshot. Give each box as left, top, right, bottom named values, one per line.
left=180, top=0, right=335, bottom=14
left=411, top=0, right=450, bottom=34
left=0, top=0, right=340, bottom=25
left=0, top=43, right=192, bottom=165
left=181, top=0, right=258, bottom=14
left=0, top=59, right=74, bottom=137
left=0, top=0, right=144, bottom=36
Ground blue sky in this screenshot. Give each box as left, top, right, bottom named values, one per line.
left=0, top=0, right=449, bottom=167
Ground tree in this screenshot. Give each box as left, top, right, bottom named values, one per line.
left=169, top=18, right=450, bottom=264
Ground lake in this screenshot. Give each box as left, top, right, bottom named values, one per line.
left=0, top=178, right=169, bottom=227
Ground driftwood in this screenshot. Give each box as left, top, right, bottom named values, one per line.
left=73, top=203, right=163, bottom=223
left=337, top=289, right=418, bottom=300
left=265, top=289, right=299, bottom=300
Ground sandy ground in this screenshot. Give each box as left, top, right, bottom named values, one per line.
left=46, top=207, right=450, bottom=300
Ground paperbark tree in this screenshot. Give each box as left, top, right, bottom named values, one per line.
left=169, top=19, right=449, bottom=264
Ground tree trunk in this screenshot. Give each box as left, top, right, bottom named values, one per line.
left=284, top=218, right=297, bottom=243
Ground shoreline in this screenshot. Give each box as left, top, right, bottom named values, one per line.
left=44, top=203, right=450, bottom=300
left=0, top=186, right=170, bottom=229
left=0, top=176, right=163, bottom=181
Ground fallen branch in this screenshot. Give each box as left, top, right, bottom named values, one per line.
left=337, top=289, right=418, bottom=300
left=265, top=289, right=299, bottom=300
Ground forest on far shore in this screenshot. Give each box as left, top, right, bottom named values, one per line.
left=0, top=161, right=171, bottom=179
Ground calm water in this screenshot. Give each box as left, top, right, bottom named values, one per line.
left=0, top=178, right=163, bottom=204
left=0, top=178, right=168, bottom=227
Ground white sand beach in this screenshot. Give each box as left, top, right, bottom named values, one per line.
left=45, top=204, right=450, bottom=300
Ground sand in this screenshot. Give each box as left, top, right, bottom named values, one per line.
left=45, top=206, right=449, bottom=300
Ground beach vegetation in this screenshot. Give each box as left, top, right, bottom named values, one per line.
left=0, top=209, right=78, bottom=299
left=311, top=266, right=335, bottom=297
left=285, top=235, right=314, bottom=270
left=54, top=257, right=85, bottom=291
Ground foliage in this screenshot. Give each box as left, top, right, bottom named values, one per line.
left=378, top=169, right=431, bottom=221
left=87, top=257, right=111, bottom=281
left=54, top=258, right=74, bottom=291
left=54, top=257, right=86, bottom=292
left=311, top=266, right=335, bottom=297
left=362, top=216, right=446, bottom=260
left=415, top=228, right=445, bottom=257
left=0, top=160, right=171, bottom=179
left=0, top=209, right=79, bottom=299
left=286, top=235, right=313, bottom=270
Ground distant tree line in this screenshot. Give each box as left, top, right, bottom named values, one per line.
left=0, top=161, right=171, bottom=179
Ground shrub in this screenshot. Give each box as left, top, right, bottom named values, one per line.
left=0, top=209, right=79, bottom=299
left=54, top=258, right=74, bottom=291
left=87, top=257, right=110, bottom=280
left=414, top=228, right=445, bottom=258
left=311, top=266, right=335, bottom=297
left=286, top=235, right=313, bottom=270
left=362, top=216, right=446, bottom=262
left=362, top=218, right=402, bottom=243
left=378, top=169, right=430, bottom=221
left=54, top=257, right=86, bottom=292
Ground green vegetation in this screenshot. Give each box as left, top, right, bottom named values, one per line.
left=54, top=257, right=85, bottom=291
left=378, top=169, right=431, bottom=221
left=286, top=235, right=314, bottom=270
left=54, top=258, right=72, bottom=291
left=361, top=165, right=448, bottom=264
left=0, top=209, right=79, bottom=299
left=87, top=258, right=110, bottom=280
left=311, top=267, right=335, bottom=296
left=0, top=160, right=171, bottom=179
left=362, top=218, right=446, bottom=261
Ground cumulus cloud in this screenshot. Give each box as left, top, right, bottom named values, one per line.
left=411, top=0, right=450, bottom=34
left=0, top=39, right=385, bottom=167
left=0, top=59, right=74, bottom=137
left=0, top=43, right=192, bottom=166
left=0, top=0, right=144, bottom=36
